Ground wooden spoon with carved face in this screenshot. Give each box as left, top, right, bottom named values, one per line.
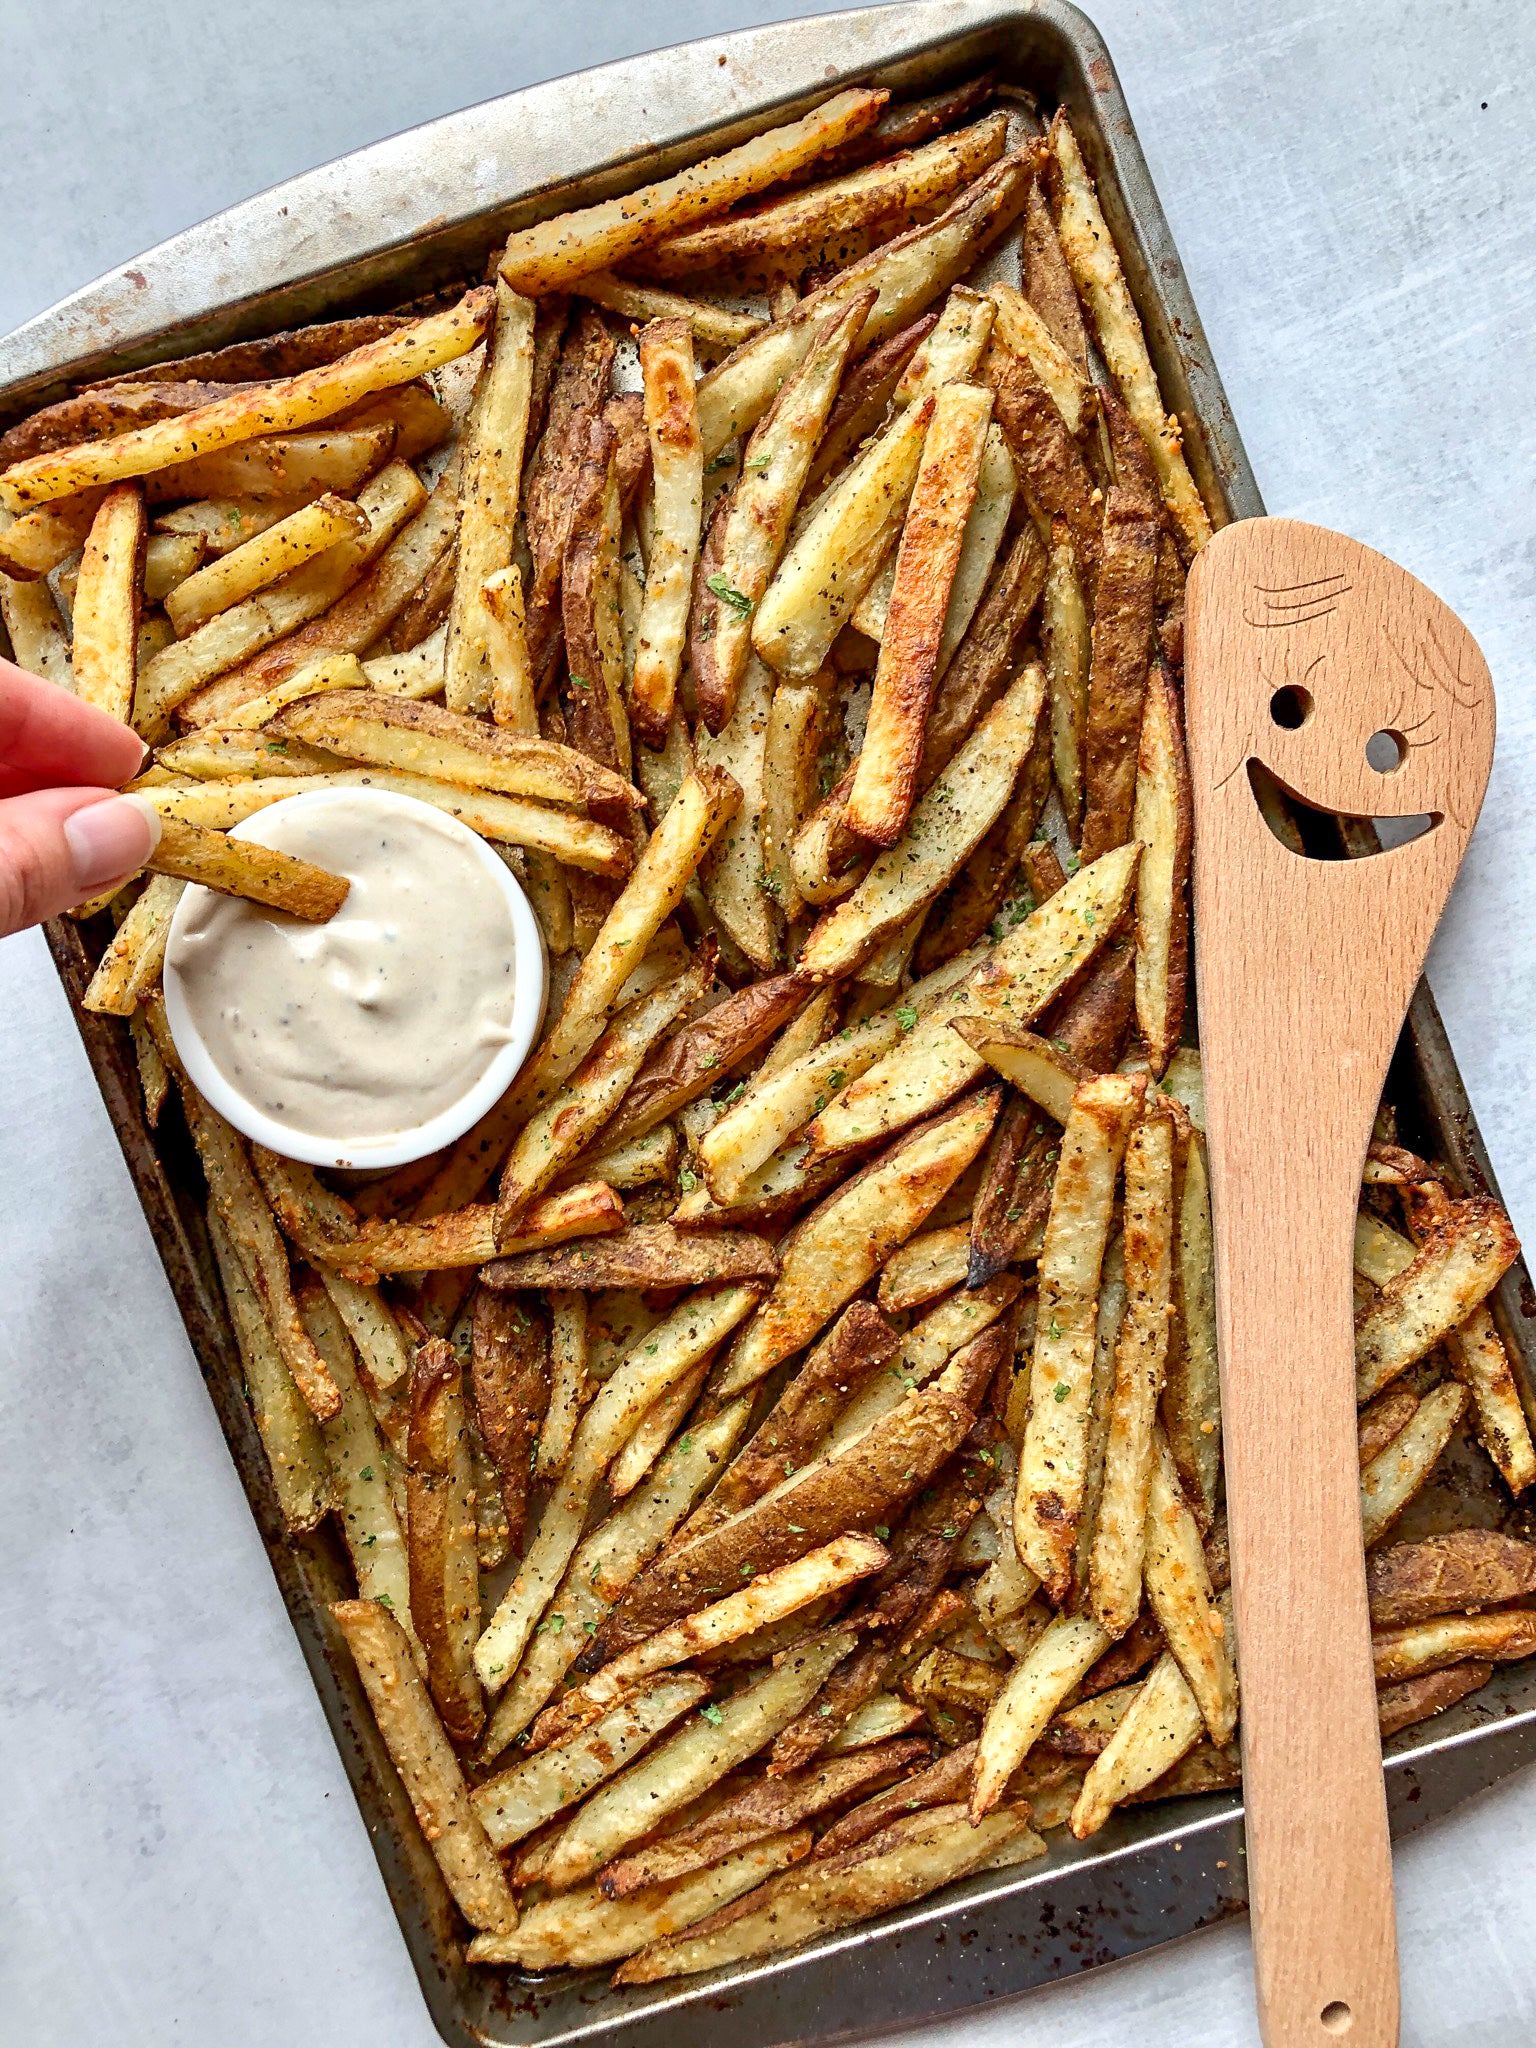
left=1183, top=516, right=1495, bottom=2048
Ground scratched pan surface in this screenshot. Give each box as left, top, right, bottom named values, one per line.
left=6, top=5, right=1536, bottom=2044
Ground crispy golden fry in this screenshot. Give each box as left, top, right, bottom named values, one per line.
left=616, top=1801, right=1039, bottom=1984
left=810, top=844, right=1140, bottom=1161
left=71, top=483, right=144, bottom=719
left=754, top=393, right=935, bottom=681
left=597, top=1332, right=998, bottom=1661
left=0, top=546, right=73, bottom=682
left=982, top=329, right=1100, bottom=596
left=1069, top=1644, right=1205, bottom=1838
left=268, top=687, right=637, bottom=809
left=1377, top=1660, right=1493, bottom=1739
left=474, top=1673, right=709, bottom=1851
left=826, top=1279, right=1018, bottom=1452
left=1358, top=1385, right=1420, bottom=1469
left=561, top=417, right=632, bottom=782
left=470, top=1290, right=549, bottom=1556
left=1043, top=530, right=1089, bottom=831
left=208, top=1208, right=332, bottom=1533
left=570, top=273, right=762, bottom=348
left=825, top=1695, right=931, bottom=1751
left=133, top=460, right=425, bottom=734
left=153, top=497, right=305, bottom=555
left=335, top=1183, right=623, bottom=1276
left=802, top=662, right=1044, bottom=977
left=163, top=493, right=367, bottom=636
left=1079, top=491, right=1160, bottom=861
left=629, top=320, right=704, bottom=745
left=601, top=969, right=809, bottom=1152
left=1162, top=1133, right=1221, bottom=1528
left=499, top=89, right=886, bottom=293
left=471, top=1833, right=808, bottom=1970
left=986, top=282, right=1091, bottom=435
left=644, top=114, right=1009, bottom=280
left=805, top=311, right=938, bottom=490
left=1, top=292, right=491, bottom=510
left=480, top=1401, right=750, bottom=1761
left=146, top=813, right=348, bottom=920
left=696, top=150, right=1032, bottom=456
left=536, top=1631, right=857, bottom=1890
left=81, top=873, right=185, bottom=1014
left=1045, top=113, right=1211, bottom=554
left=1373, top=1607, right=1536, bottom=1684
left=332, top=1599, right=517, bottom=1933
left=761, top=676, right=827, bottom=917
left=1143, top=1432, right=1237, bottom=1742
left=484, top=1223, right=776, bottom=1292
left=1367, top=1531, right=1536, bottom=1629
left=846, top=383, right=993, bottom=845
left=153, top=424, right=397, bottom=503
left=201, top=648, right=370, bottom=729
left=1132, top=664, right=1192, bottom=1074
left=473, top=1285, right=761, bottom=1691
left=183, top=467, right=461, bottom=724
left=1014, top=1074, right=1144, bottom=1602
left=404, top=1338, right=484, bottom=1743
left=1088, top=1108, right=1176, bottom=1636
left=951, top=1020, right=1087, bottom=1124
left=716, top=1090, right=1000, bottom=1400
left=1355, top=1197, right=1520, bottom=1400
left=496, top=958, right=708, bottom=1236
left=696, top=656, right=781, bottom=969
left=534, top=1295, right=591, bottom=1483
left=1360, top=1383, right=1468, bottom=1548
left=694, top=295, right=870, bottom=733
left=876, top=1224, right=971, bottom=1313
left=970, top=1616, right=1110, bottom=1818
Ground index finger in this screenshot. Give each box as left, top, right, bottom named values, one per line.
left=0, top=658, right=147, bottom=799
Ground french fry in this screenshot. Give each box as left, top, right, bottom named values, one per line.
left=1372, top=1607, right=1536, bottom=1684
left=404, top=1338, right=484, bottom=1743
left=524, top=309, right=615, bottom=645
left=1355, top=1197, right=1520, bottom=1400
left=495, top=956, right=709, bottom=1236
left=535, top=1295, right=591, bottom=1482
left=1079, top=492, right=1161, bottom=861
left=163, top=493, right=368, bottom=636
left=1088, top=1107, right=1176, bottom=1636
left=332, top=1599, right=518, bottom=1933
left=811, top=1739, right=977, bottom=1860
left=470, top=1291, right=549, bottom=1556
left=207, top=1207, right=332, bottom=1533
left=335, top=1183, right=623, bottom=1276
left=808, top=843, right=1140, bottom=1160
left=198, top=648, right=369, bottom=729
left=1069, top=1642, right=1206, bottom=1838
left=1161, top=1133, right=1221, bottom=1528
left=0, top=549, right=73, bottom=682
left=573, top=274, right=763, bottom=348
left=1, top=291, right=492, bottom=510
left=804, top=311, right=938, bottom=490
left=970, top=1616, right=1111, bottom=1818
left=81, top=873, right=185, bottom=1014
left=473, top=1285, right=762, bottom=1690
left=151, top=424, right=398, bottom=504
left=1014, top=1073, right=1145, bottom=1602
left=470, top=1832, right=808, bottom=1970
left=480, top=1400, right=750, bottom=1762
left=761, top=676, right=827, bottom=917
left=1358, top=1385, right=1420, bottom=1469
left=146, top=813, right=349, bottom=921
left=986, top=282, right=1092, bottom=435
left=696, top=149, right=1032, bottom=455
left=694, top=294, right=870, bottom=733
left=484, top=1223, right=776, bottom=1292
left=1132, top=664, right=1192, bottom=1074
left=600, top=969, right=809, bottom=1152
left=616, top=1801, right=1040, bottom=1983
left=876, top=1224, right=972, bottom=1313
left=1044, top=529, right=1090, bottom=833
left=474, top=1673, right=709, bottom=1850
left=1045, top=113, right=1211, bottom=555
left=153, top=497, right=306, bottom=555
left=629, top=320, right=704, bottom=745
left=133, top=460, right=426, bottom=734
left=917, top=521, right=1049, bottom=788
left=267, top=688, right=638, bottom=810
left=445, top=282, right=535, bottom=714
left=982, top=328, right=1100, bottom=596
left=1360, top=1383, right=1468, bottom=1548
left=71, top=483, right=144, bottom=719
left=716, top=1090, right=1000, bottom=1400
left=1377, top=1662, right=1493, bottom=1740
left=826, top=1278, right=1019, bottom=1452
left=561, top=417, right=631, bottom=781
left=498, top=89, right=886, bottom=293
left=321, top=1269, right=411, bottom=1391
left=535, top=1631, right=856, bottom=1890
left=801, top=662, right=1045, bottom=977
left=846, top=384, right=994, bottom=845
left=643, top=115, right=1009, bottom=280
left=596, top=1332, right=999, bottom=1661
left=1367, top=1531, right=1536, bottom=1629
left=180, top=463, right=458, bottom=723
left=1143, top=1432, right=1237, bottom=1742
left=697, top=655, right=781, bottom=968
left=951, top=1021, right=1086, bottom=1124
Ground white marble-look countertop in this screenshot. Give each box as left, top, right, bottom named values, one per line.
left=2, top=3, right=1534, bottom=2042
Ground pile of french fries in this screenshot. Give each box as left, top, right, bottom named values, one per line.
left=8, top=71, right=1535, bottom=1985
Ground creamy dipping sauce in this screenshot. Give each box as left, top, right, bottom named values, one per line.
left=167, top=793, right=521, bottom=1150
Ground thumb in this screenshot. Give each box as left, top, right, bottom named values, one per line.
left=0, top=788, right=161, bottom=938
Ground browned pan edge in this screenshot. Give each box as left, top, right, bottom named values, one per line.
left=22, top=4, right=1536, bottom=2043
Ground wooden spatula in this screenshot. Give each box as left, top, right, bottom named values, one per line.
left=1183, top=517, right=1495, bottom=2048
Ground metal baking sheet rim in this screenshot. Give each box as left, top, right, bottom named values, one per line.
left=10, top=5, right=1536, bottom=2044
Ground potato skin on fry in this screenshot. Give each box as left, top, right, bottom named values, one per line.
left=406, top=1339, right=485, bottom=1746
left=1367, top=1531, right=1536, bottom=1630
left=471, top=1291, right=550, bottom=1555
left=1080, top=488, right=1160, bottom=862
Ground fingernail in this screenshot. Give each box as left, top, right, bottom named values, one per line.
left=64, top=793, right=162, bottom=891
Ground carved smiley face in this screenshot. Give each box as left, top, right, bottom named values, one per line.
left=1215, top=553, right=1494, bottom=842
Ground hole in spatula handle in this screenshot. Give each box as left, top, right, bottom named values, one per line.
left=1320, top=2000, right=1354, bottom=2035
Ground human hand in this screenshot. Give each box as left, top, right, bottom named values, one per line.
left=0, top=657, right=160, bottom=938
